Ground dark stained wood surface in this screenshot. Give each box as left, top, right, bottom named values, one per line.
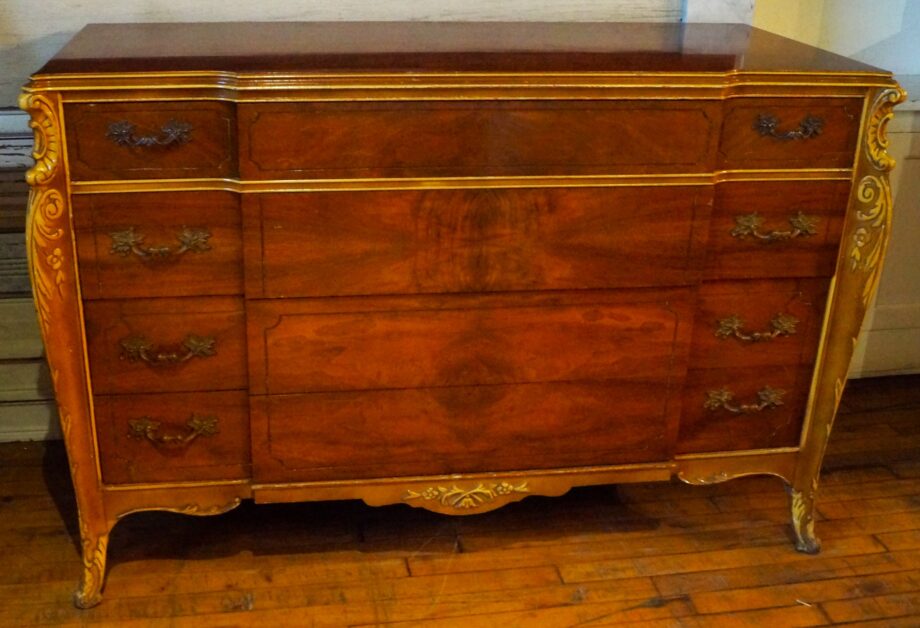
left=65, top=102, right=237, bottom=181
left=239, top=101, right=719, bottom=178
left=705, top=180, right=851, bottom=279
left=251, top=378, right=672, bottom=482
left=245, top=187, right=712, bottom=298
left=95, top=390, right=250, bottom=484
left=84, top=296, right=247, bottom=394
left=718, top=98, right=863, bottom=169
left=1, top=375, right=917, bottom=625
left=36, top=22, right=887, bottom=75
left=676, top=364, right=812, bottom=453
left=74, top=192, right=243, bottom=299
left=246, top=289, right=692, bottom=395
left=690, top=278, right=828, bottom=369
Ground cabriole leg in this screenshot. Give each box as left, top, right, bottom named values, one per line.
left=788, top=480, right=820, bottom=554
left=73, top=520, right=111, bottom=609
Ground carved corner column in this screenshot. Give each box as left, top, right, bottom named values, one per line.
left=790, top=85, right=906, bottom=553
left=20, top=91, right=112, bottom=608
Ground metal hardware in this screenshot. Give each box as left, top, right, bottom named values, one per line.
left=109, top=226, right=211, bottom=260
left=106, top=119, right=193, bottom=147
left=128, top=414, right=218, bottom=448
left=730, top=211, right=819, bottom=242
left=119, top=334, right=216, bottom=366
left=754, top=114, right=824, bottom=140
left=715, top=313, right=799, bottom=342
left=704, top=387, right=786, bottom=414
left=404, top=481, right=530, bottom=509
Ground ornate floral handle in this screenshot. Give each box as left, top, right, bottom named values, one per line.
left=119, top=334, right=216, bottom=366
left=109, top=226, right=211, bottom=260
left=754, top=114, right=824, bottom=140
left=128, top=414, right=218, bottom=448
left=715, top=313, right=799, bottom=342
left=106, top=119, right=193, bottom=147
left=731, top=211, right=819, bottom=242
left=704, top=386, right=786, bottom=414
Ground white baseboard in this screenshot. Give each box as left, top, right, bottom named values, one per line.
left=0, top=400, right=60, bottom=442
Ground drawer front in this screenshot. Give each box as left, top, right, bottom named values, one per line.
left=718, top=97, right=861, bottom=169
left=84, top=297, right=247, bottom=394
left=247, top=290, right=692, bottom=395
left=245, top=186, right=711, bottom=298
left=253, top=382, right=670, bottom=482
left=65, top=102, right=237, bottom=180
left=239, top=101, right=719, bottom=178
left=676, top=365, right=810, bottom=454
left=96, top=391, right=250, bottom=484
left=690, top=279, right=828, bottom=369
left=74, top=192, right=242, bottom=299
left=705, top=180, right=850, bottom=279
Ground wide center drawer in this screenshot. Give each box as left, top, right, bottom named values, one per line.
left=245, top=186, right=712, bottom=298
left=239, top=101, right=719, bottom=178
left=248, top=290, right=692, bottom=482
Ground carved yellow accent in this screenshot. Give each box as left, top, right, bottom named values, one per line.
left=850, top=174, right=892, bottom=305
left=73, top=519, right=108, bottom=609
left=404, top=481, right=530, bottom=509
left=865, top=87, right=907, bottom=171
left=27, top=189, right=67, bottom=334
left=19, top=93, right=61, bottom=186
left=789, top=479, right=820, bottom=554
left=172, top=498, right=242, bottom=516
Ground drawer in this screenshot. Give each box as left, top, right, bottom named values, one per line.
left=84, top=297, right=247, bottom=394
left=65, top=102, right=237, bottom=180
left=245, top=186, right=712, bottom=298
left=718, top=97, right=861, bottom=169
left=705, top=180, right=850, bottom=279
left=247, top=289, right=693, bottom=395
left=252, top=381, right=671, bottom=482
left=239, top=101, right=719, bottom=178
left=676, top=365, right=810, bottom=454
left=690, top=279, right=828, bottom=369
left=96, top=390, right=250, bottom=484
left=74, top=192, right=242, bottom=299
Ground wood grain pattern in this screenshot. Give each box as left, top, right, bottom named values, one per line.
left=84, top=297, right=247, bottom=394
left=247, top=289, right=692, bottom=395
left=252, top=379, right=672, bottom=481
left=705, top=180, right=851, bottom=279
left=676, top=364, right=812, bottom=453
left=73, top=192, right=242, bottom=299
left=95, top=390, right=250, bottom=484
left=65, top=102, right=237, bottom=180
left=690, top=278, right=829, bottom=369
left=245, top=186, right=711, bottom=298
left=239, top=101, right=720, bottom=178
left=718, top=97, right=863, bottom=169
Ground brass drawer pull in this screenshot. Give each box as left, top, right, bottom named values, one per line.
left=109, top=226, right=211, bottom=260
left=128, top=414, right=218, bottom=448
left=106, top=119, right=193, bottom=147
left=731, top=211, right=818, bottom=242
left=704, top=386, right=786, bottom=414
left=715, top=313, right=799, bottom=342
left=754, top=113, right=824, bottom=140
left=119, top=334, right=216, bottom=366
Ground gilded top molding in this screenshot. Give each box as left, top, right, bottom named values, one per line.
left=865, top=86, right=908, bottom=172
left=18, top=93, right=61, bottom=186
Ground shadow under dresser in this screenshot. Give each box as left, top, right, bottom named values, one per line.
left=19, top=21, right=905, bottom=607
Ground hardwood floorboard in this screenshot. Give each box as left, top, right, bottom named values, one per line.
left=0, top=374, right=918, bottom=625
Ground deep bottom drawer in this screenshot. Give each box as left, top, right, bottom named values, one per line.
left=96, top=390, right=250, bottom=484
left=252, top=380, right=670, bottom=482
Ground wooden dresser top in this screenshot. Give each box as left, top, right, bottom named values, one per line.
left=37, top=22, right=885, bottom=76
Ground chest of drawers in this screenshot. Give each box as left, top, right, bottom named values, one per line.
left=21, top=22, right=904, bottom=607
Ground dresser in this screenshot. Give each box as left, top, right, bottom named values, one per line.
left=21, top=22, right=904, bottom=608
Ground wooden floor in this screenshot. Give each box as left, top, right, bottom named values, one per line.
left=1, top=376, right=919, bottom=627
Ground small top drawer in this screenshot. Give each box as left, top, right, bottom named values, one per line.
left=718, top=97, right=862, bottom=169
left=239, top=100, right=720, bottom=178
left=65, top=102, right=237, bottom=180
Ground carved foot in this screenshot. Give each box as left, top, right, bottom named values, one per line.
left=788, top=483, right=821, bottom=554
left=73, top=528, right=110, bottom=609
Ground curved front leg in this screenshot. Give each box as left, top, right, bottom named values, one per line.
left=74, top=520, right=112, bottom=609
left=788, top=481, right=820, bottom=554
